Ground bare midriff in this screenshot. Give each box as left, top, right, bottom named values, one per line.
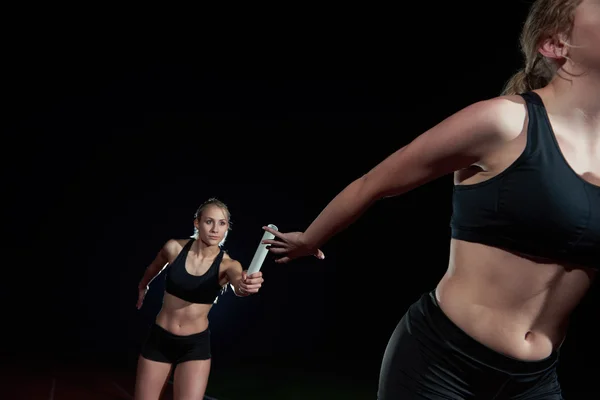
left=435, top=239, right=595, bottom=361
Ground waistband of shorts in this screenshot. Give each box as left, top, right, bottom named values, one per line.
left=422, top=290, right=559, bottom=375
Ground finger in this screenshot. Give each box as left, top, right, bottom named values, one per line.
left=262, top=239, right=284, bottom=246
left=267, top=247, right=289, bottom=254
left=314, top=249, right=325, bottom=260
left=244, top=278, right=264, bottom=286
left=248, top=271, right=262, bottom=278
left=263, top=226, right=284, bottom=239
left=275, top=256, right=291, bottom=264
left=245, top=283, right=262, bottom=292
left=242, top=270, right=247, bottom=281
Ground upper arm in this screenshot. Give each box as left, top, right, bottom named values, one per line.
left=225, top=259, right=244, bottom=285
left=150, top=239, right=180, bottom=269
left=361, top=97, right=519, bottom=199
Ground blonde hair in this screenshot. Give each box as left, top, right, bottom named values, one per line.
left=502, top=0, right=583, bottom=95
left=191, top=197, right=232, bottom=247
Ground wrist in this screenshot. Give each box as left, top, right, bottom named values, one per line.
left=299, top=232, right=319, bottom=253
left=235, top=286, right=249, bottom=297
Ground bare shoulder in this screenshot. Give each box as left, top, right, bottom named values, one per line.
left=442, top=94, right=527, bottom=142
left=491, top=94, right=529, bottom=138
left=161, top=239, right=191, bottom=260
left=221, top=252, right=242, bottom=271
left=419, top=94, right=530, bottom=159
left=361, top=94, right=531, bottom=199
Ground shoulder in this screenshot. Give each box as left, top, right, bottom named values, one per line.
left=221, top=251, right=242, bottom=271
left=437, top=94, right=529, bottom=155
left=412, top=94, right=530, bottom=161
left=453, top=94, right=527, bottom=140
left=488, top=94, right=529, bottom=138
left=161, top=239, right=191, bottom=259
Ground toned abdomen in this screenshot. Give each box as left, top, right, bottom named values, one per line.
left=435, top=239, right=594, bottom=361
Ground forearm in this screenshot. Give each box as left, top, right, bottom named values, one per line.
left=302, top=176, right=376, bottom=250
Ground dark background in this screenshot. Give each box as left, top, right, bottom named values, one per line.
left=2, top=3, right=598, bottom=398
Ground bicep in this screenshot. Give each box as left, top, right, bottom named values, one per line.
left=362, top=98, right=514, bottom=199
left=225, top=260, right=243, bottom=284
left=150, top=240, right=177, bottom=269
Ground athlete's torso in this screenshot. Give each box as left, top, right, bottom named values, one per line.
left=438, top=91, right=599, bottom=361
left=156, top=239, right=233, bottom=335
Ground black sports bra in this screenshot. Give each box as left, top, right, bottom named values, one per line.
left=165, top=240, right=225, bottom=304
left=450, top=91, right=600, bottom=269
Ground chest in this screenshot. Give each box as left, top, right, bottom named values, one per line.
left=549, top=117, right=600, bottom=186
left=167, top=253, right=223, bottom=290
left=497, top=161, right=600, bottom=250
left=184, top=256, right=217, bottom=276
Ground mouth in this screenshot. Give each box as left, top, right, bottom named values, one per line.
left=209, top=236, right=220, bottom=240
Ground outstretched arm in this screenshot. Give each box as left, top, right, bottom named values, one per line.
left=225, top=260, right=264, bottom=297
left=265, top=97, right=516, bottom=260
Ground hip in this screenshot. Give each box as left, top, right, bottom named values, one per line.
left=378, top=291, right=562, bottom=399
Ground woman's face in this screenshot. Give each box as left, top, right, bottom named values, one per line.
left=568, top=0, right=600, bottom=70
left=195, top=205, right=229, bottom=246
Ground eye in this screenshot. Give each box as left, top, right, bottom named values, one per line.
left=205, top=220, right=213, bottom=225
left=220, top=221, right=226, bottom=226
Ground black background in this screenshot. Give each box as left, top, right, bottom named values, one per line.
left=2, top=3, right=598, bottom=398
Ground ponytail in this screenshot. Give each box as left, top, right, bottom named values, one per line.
left=501, top=69, right=531, bottom=95
left=501, top=56, right=555, bottom=96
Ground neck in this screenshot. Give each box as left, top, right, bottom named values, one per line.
left=538, top=66, right=600, bottom=137
left=192, top=239, right=221, bottom=258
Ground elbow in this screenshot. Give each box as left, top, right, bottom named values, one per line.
left=357, top=173, right=384, bottom=204
left=230, top=283, right=241, bottom=297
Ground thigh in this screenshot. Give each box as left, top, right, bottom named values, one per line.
left=503, top=368, right=563, bottom=400
left=173, top=359, right=211, bottom=400
left=378, top=313, right=475, bottom=400
left=134, top=356, right=173, bottom=400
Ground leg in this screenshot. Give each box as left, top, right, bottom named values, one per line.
left=502, top=367, right=564, bottom=399
left=134, top=355, right=173, bottom=400
left=379, top=292, right=564, bottom=399
left=378, top=316, right=457, bottom=400
left=377, top=293, right=502, bottom=399
left=173, top=359, right=211, bottom=400
left=378, top=314, right=471, bottom=400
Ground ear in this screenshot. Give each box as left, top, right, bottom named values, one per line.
left=538, top=34, right=569, bottom=62
left=193, top=218, right=200, bottom=230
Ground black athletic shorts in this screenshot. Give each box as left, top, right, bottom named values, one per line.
left=378, top=291, right=563, bottom=399
left=141, top=323, right=211, bottom=364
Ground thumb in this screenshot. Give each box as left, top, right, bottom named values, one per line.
left=315, top=249, right=325, bottom=260
left=242, top=270, right=247, bottom=281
